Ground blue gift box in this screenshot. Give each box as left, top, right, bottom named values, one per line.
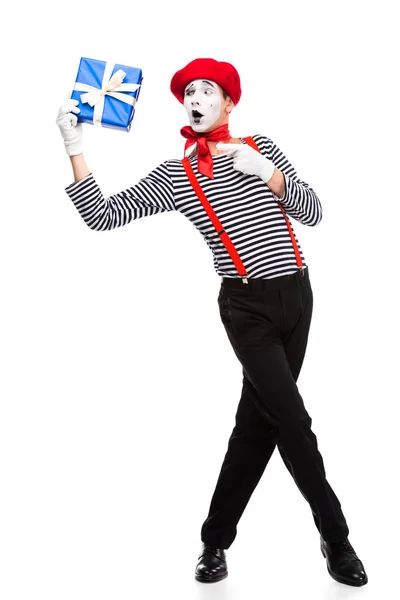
left=70, top=57, right=143, bottom=132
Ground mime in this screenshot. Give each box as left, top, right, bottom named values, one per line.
left=56, top=57, right=368, bottom=588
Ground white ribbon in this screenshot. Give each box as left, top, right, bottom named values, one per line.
left=73, top=61, right=141, bottom=127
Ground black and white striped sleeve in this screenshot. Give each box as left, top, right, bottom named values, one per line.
left=258, top=135, right=323, bottom=226
left=64, top=161, right=175, bottom=231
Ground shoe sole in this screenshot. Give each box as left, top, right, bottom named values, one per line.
left=320, top=545, right=368, bottom=587
left=195, top=571, right=228, bottom=583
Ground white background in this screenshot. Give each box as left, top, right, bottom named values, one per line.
left=1, top=1, right=399, bottom=598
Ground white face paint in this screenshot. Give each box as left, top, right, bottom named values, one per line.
left=183, top=79, right=222, bottom=132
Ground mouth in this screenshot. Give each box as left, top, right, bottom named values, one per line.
left=192, top=110, right=203, bottom=122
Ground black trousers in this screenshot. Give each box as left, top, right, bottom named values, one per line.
left=201, top=267, right=349, bottom=548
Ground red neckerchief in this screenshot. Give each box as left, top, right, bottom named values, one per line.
left=180, top=123, right=232, bottom=179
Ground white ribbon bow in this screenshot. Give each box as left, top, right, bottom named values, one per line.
left=73, top=62, right=141, bottom=126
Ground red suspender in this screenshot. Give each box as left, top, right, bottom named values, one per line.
left=242, top=136, right=304, bottom=271
left=181, top=136, right=304, bottom=283
left=182, top=156, right=249, bottom=282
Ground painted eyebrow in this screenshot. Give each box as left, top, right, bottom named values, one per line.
left=185, top=80, right=216, bottom=92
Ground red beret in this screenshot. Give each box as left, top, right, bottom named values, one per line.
left=170, top=58, right=242, bottom=106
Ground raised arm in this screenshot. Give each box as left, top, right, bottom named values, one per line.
left=70, top=153, right=90, bottom=182
left=64, top=162, right=175, bottom=231
left=57, top=99, right=175, bottom=231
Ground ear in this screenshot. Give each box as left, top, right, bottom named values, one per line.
left=226, top=96, right=235, bottom=114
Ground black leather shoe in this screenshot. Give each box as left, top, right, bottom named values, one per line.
left=320, top=537, right=368, bottom=586
left=195, top=542, right=228, bottom=583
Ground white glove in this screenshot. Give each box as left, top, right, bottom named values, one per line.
left=56, top=99, right=83, bottom=156
left=216, top=143, right=275, bottom=183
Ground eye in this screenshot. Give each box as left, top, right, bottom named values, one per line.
left=186, top=89, right=194, bottom=95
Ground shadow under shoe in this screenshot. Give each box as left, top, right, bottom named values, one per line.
left=195, top=542, right=228, bottom=583
left=320, top=537, right=368, bottom=586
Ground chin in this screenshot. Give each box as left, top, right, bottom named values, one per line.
left=191, top=123, right=208, bottom=132
left=191, top=120, right=219, bottom=133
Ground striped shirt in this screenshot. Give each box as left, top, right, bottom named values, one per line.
left=65, top=134, right=322, bottom=279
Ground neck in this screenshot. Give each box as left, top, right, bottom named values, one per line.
left=188, top=137, right=241, bottom=157
left=183, top=120, right=238, bottom=157
left=207, top=137, right=236, bottom=155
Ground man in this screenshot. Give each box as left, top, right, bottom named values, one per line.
left=57, top=57, right=368, bottom=588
